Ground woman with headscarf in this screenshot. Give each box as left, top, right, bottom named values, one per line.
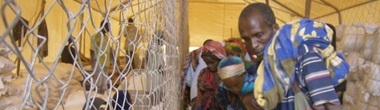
left=180, top=40, right=214, bottom=109
left=218, top=38, right=257, bottom=110
left=216, top=56, right=262, bottom=110
left=223, top=38, right=256, bottom=76
left=194, top=41, right=226, bottom=110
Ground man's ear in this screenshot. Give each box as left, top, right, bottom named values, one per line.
left=273, top=23, right=279, bottom=31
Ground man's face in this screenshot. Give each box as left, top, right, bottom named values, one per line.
left=238, top=11, right=277, bottom=62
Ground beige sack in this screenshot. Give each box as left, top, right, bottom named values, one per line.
left=367, top=105, right=379, bottom=110
left=343, top=81, right=356, bottom=105
left=0, top=96, right=12, bottom=109
left=339, top=35, right=358, bottom=54
left=341, top=26, right=365, bottom=52
left=20, top=62, right=83, bottom=83
left=0, top=56, right=15, bottom=73
left=361, top=24, right=379, bottom=61
left=0, top=42, right=11, bottom=56
left=353, top=100, right=368, bottom=110
left=340, top=25, right=366, bottom=54
left=378, top=94, right=380, bottom=108
left=347, top=67, right=359, bottom=82
left=363, top=76, right=380, bottom=95
left=364, top=63, right=380, bottom=81
left=367, top=95, right=379, bottom=107
left=336, top=24, right=346, bottom=41
left=342, top=103, right=352, bottom=110
left=346, top=52, right=361, bottom=71
left=373, top=51, right=380, bottom=65
left=372, top=32, right=380, bottom=64
left=373, top=55, right=380, bottom=65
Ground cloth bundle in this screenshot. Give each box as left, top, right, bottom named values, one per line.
left=254, top=19, right=350, bottom=109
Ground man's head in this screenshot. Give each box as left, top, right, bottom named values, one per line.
left=68, top=37, right=74, bottom=45
left=218, top=56, right=246, bottom=94
left=238, top=3, right=279, bottom=62
left=100, top=20, right=110, bottom=33
left=203, top=39, right=214, bottom=46
left=155, top=30, right=164, bottom=46
left=128, top=18, right=134, bottom=24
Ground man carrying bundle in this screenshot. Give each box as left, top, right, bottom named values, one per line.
left=238, top=3, right=350, bottom=110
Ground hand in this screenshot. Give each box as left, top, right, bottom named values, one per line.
left=324, top=103, right=342, bottom=110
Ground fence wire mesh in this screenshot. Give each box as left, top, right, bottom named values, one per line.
left=0, top=0, right=181, bottom=110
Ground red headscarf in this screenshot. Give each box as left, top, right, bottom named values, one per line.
left=202, top=41, right=227, bottom=59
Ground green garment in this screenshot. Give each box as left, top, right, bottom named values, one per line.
left=91, top=33, right=111, bottom=68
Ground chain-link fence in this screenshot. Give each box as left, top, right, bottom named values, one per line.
left=0, top=0, right=183, bottom=110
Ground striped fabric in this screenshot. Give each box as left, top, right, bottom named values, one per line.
left=276, top=45, right=341, bottom=110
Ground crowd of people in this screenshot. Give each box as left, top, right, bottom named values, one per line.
left=59, top=2, right=350, bottom=110
left=181, top=3, right=350, bottom=110
left=59, top=16, right=166, bottom=109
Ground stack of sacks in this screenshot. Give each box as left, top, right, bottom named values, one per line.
left=345, top=53, right=366, bottom=82
left=343, top=70, right=358, bottom=110
left=372, top=28, right=380, bottom=64
left=337, top=24, right=380, bottom=110
left=0, top=42, right=27, bottom=110
left=11, top=62, right=84, bottom=109
left=341, top=23, right=380, bottom=109
left=57, top=90, right=109, bottom=110
left=117, top=69, right=141, bottom=90
left=342, top=53, right=366, bottom=110
left=361, top=24, right=379, bottom=61
left=338, top=23, right=365, bottom=57
left=357, top=62, right=380, bottom=109
left=335, top=24, right=346, bottom=51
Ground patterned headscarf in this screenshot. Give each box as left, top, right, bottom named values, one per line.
left=224, top=38, right=246, bottom=58
left=218, top=56, right=245, bottom=79
left=202, top=41, right=227, bottom=59
left=254, top=19, right=350, bottom=109
left=180, top=41, right=226, bottom=101
left=224, top=38, right=256, bottom=76
left=218, top=56, right=255, bottom=95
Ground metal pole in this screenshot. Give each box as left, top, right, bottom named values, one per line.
left=314, top=0, right=377, bottom=20
left=305, top=0, right=312, bottom=18
left=320, top=0, right=342, bottom=24
left=273, top=0, right=303, bottom=17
